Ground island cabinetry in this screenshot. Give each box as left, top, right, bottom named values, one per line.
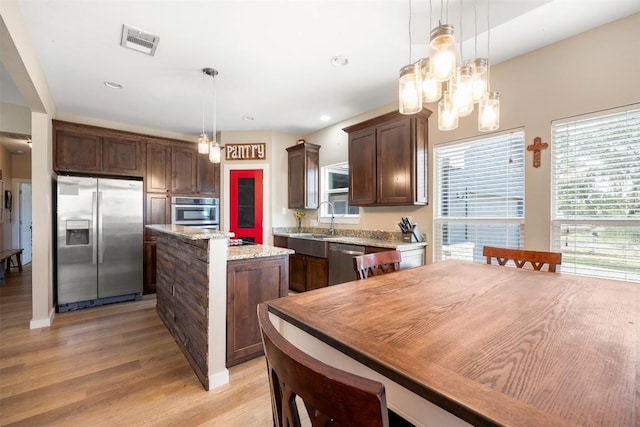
left=155, top=234, right=210, bottom=388
left=286, top=142, right=320, bottom=209
left=226, top=255, right=289, bottom=366
left=343, top=110, right=430, bottom=206
left=289, top=253, right=328, bottom=292
left=53, top=120, right=145, bottom=176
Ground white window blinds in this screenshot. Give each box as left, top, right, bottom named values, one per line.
left=434, top=131, right=525, bottom=262
left=551, top=105, right=640, bottom=282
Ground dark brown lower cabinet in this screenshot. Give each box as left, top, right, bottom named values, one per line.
left=226, top=255, right=289, bottom=367
left=289, top=253, right=328, bottom=292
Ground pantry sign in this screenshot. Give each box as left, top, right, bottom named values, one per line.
left=225, top=143, right=266, bottom=161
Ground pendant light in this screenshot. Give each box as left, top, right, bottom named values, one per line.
left=203, top=67, right=222, bottom=163
left=398, top=0, right=422, bottom=115
left=478, top=0, right=500, bottom=131
left=430, top=23, right=456, bottom=81
left=429, top=0, right=456, bottom=82
left=453, top=64, right=474, bottom=117
left=399, top=63, right=422, bottom=115
left=469, top=57, right=488, bottom=103
left=452, top=1, right=473, bottom=117
left=438, top=86, right=458, bottom=131
left=419, top=58, right=442, bottom=103
left=197, top=69, right=210, bottom=154
left=468, top=1, right=488, bottom=103
left=479, top=91, right=500, bottom=131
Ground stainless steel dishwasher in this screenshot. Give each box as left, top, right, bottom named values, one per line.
left=328, top=243, right=365, bottom=285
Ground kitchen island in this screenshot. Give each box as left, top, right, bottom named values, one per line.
left=146, top=225, right=293, bottom=390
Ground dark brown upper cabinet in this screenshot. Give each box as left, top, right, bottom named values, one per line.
left=171, top=145, right=197, bottom=194
left=197, top=154, right=220, bottom=197
left=343, top=110, right=431, bottom=206
left=286, top=142, right=320, bottom=209
left=145, top=141, right=172, bottom=193
left=54, top=121, right=144, bottom=177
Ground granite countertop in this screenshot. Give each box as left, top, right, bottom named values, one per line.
left=273, top=231, right=427, bottom=250
left=147, top=224, right=294, bottom=260
left=146, top=224, right=232, bottom=240
left=228, top=245, right=294, bottom=261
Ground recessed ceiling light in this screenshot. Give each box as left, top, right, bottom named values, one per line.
left=330, top=55, right=349, bottom=67
left=320, top=115, right=331, bottom=121
left=242, top=116, right=255, bottom=121
left=104, top=81, right=123, bottom=89
left=15, top=150, right=24, bottom=154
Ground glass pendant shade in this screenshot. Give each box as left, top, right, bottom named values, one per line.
left=453, top=65, right=474, bottom=117
left=430, top=24, right=456, bottom=82
left=198, top=133, right=210, bottom=154
left=468, top=58, right=488, bottom=103
left=209, top=140, right=221, bottom=163
left=399, top=63, right=422, bottom=115
left=419, top=58, right=442, bottom=103
left=438, top=90, right=459, bottom=131
left=478, top=91, right=500, bottom=132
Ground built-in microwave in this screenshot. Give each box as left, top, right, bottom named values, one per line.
left=171, top=197, right=219, bottom=227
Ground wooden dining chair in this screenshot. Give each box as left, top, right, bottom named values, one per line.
left=483, top=246, right=562, bottom=272
left=258, top=303, right=391, bottom=427
left=353, top=250, right=402, bottom=280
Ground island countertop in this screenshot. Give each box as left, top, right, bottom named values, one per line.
left=146, top=224, right=293, bottom=260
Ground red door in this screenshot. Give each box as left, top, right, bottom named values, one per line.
left=229, top=169, right=263, bottom=244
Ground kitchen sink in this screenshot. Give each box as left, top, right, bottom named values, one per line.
left=288, top=233, right=334, bottom=240
left=288, top=236, right=329, bottom=258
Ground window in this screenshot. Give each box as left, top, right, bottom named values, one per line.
left=321, top=162, right=359, bottom=221
left=551, top=105, right=640, bottom=282
left=434, top=131, right=525, bottom=262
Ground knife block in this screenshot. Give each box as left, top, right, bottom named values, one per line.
left=402, top=225, right=423, bottom=243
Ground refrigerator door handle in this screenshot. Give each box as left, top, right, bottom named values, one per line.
left=98, top=191, right=104, bottom=264
left=92, top=191, right=98, bottom=265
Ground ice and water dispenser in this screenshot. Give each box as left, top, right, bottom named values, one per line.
left=65, top=220, right=90, bottom=245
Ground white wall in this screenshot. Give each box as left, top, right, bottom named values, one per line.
left=305, top=13, right=640, bottom=263
left=2, top=0, right=57, bottom=328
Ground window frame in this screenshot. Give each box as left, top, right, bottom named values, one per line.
left=433, top=130, right=526, bottom=263
left=551, top=104, right=640, bottom=282
left=319, top=162, right=360, bottom=225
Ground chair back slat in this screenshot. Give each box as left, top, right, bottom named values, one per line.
left=258, top=303, right=389, bottom=427
left=353, top=251, right=402, bottom=280
left=483, top=246, right=562, bottom=272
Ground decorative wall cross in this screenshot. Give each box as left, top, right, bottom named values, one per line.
left=527, top=136, right=548, bottom=168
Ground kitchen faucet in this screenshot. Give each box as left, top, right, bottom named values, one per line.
left=317, top=201, right=336, bottom=235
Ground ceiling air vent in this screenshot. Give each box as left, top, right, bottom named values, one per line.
left=120, top=25, right=160, bottom=56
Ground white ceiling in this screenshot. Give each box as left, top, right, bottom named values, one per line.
left=1, top=0, right=639, bottom=153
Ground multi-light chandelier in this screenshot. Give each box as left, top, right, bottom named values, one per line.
left=399, top=0, right=500, bottom=132
left=197, top=67, right=222, bottom=163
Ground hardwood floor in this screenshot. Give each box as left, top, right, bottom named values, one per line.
left=0, top=266, right=273, bottom=426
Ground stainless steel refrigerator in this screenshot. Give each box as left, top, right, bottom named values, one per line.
left=56, top=176, right=143, bottom=312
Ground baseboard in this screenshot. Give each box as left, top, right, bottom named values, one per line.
left=30, top=306, right=55, bottom=329
left=207, top=369, right=230, bottom=391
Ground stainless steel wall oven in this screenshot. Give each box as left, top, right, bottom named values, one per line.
left=171, top=197, right=219, bottom=229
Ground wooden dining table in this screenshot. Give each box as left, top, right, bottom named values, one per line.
left=265, top=260, right=638, bottom=427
